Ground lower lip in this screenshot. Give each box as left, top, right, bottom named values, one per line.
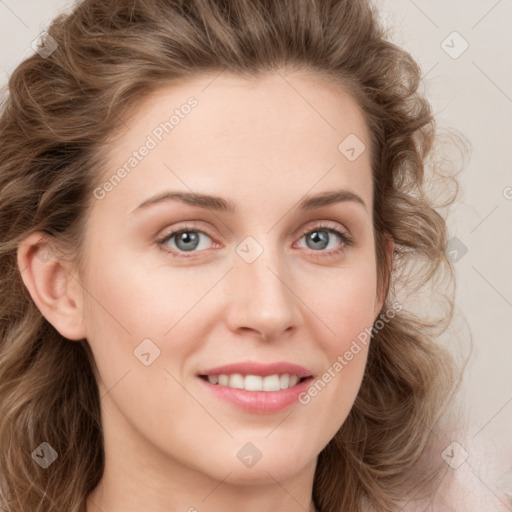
left=198, top=376, right=313, bottom=414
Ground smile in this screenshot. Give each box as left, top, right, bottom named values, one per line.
left=196, top=361, right=315, bottom=414
left=200, top=373, right=304, bottom=391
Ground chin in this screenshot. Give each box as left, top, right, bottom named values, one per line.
left=217, top=456, right=313, bottom=486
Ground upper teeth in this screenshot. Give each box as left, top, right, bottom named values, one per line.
left=207, top=373, right=300, bottom=391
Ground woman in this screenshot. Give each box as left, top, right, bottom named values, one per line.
left=0, top=0, right=501, bottom=511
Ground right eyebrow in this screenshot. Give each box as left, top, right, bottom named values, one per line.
left=130, top=190, right=236, bottom=216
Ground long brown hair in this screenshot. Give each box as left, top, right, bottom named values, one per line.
left=0, top=1, right=464, bottom=510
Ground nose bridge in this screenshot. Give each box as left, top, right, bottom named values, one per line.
left=226, top=234, right=301, bottom=338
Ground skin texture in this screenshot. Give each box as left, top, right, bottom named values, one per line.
left=17, top=70, right=391, bottom=512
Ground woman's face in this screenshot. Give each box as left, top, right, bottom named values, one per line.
left=75, top=71, right=383, bottom=485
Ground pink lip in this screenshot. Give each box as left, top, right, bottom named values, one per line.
left=198, top=376, right=313, bottom=414
left=197, top=361, right=313, bottom=379
left=197, top=361, right=315, bottom=414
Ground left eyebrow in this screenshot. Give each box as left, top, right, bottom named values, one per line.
left=297, top=189, right=367, bottom=211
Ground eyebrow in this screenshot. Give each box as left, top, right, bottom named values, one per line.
left=129, top=188, right=367, bottom=215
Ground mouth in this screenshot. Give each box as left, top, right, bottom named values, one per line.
left=196, top=361, right=315, bottom=414
left=198, top=373, right=311, bottom=391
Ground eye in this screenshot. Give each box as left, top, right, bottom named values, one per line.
left=156, top=222, right=354, bottom=260
left=157, top=225, right=215, bottom=258
left=294, top=223, right=354, bottom=260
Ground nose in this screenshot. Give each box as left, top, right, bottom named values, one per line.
left=224, top=244, right=303, bottom=341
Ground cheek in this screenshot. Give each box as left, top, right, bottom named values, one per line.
left=316, top=280, right=375, bottom=389
left=82, top=250, right=212, bottom=341
left=80, top=249, right=230, bottom=401
left=314, top=260, right=379, bottom=350
left=298, top=261, right=378, bottom=429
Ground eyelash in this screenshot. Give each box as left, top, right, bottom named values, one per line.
left=156, top=222, right=354, bottom=261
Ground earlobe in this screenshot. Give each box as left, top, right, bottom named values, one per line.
left=16, top=232, right=87, bottom=341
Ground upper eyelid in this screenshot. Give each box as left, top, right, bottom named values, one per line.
left=295, top=219, right=350, bottom=237
left=158, top=219, right=349, bottom=239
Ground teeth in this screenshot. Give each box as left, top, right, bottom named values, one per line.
left=228, top=373, right=244, bottom=389
left=244, top=375, right=263, bottom=391
left=206, top=373, right=304, bottom=391
left=262, top=374, right=280, bottom=391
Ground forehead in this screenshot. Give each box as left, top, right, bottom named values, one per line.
left=95, top=70, right=373, bottom=216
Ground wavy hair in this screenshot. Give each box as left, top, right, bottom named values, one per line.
left=0, top=0, right=464, bottom=510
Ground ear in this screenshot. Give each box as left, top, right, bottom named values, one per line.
left=374, top=232, right=394, bottom=317
left=17, top=231, right=87, bottom=341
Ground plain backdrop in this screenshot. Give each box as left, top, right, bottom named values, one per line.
left=1, top=0, right=511, bottom=499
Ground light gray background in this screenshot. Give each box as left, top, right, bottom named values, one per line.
left=1, top=0, right=511, bottom=500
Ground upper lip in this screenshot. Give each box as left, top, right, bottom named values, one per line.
left=198, top=361, right=314, bottom=379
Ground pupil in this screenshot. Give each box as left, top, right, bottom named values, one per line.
left=308, top=231, right=328, bottom=250
left=176, top=231, right=199, bottom=251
